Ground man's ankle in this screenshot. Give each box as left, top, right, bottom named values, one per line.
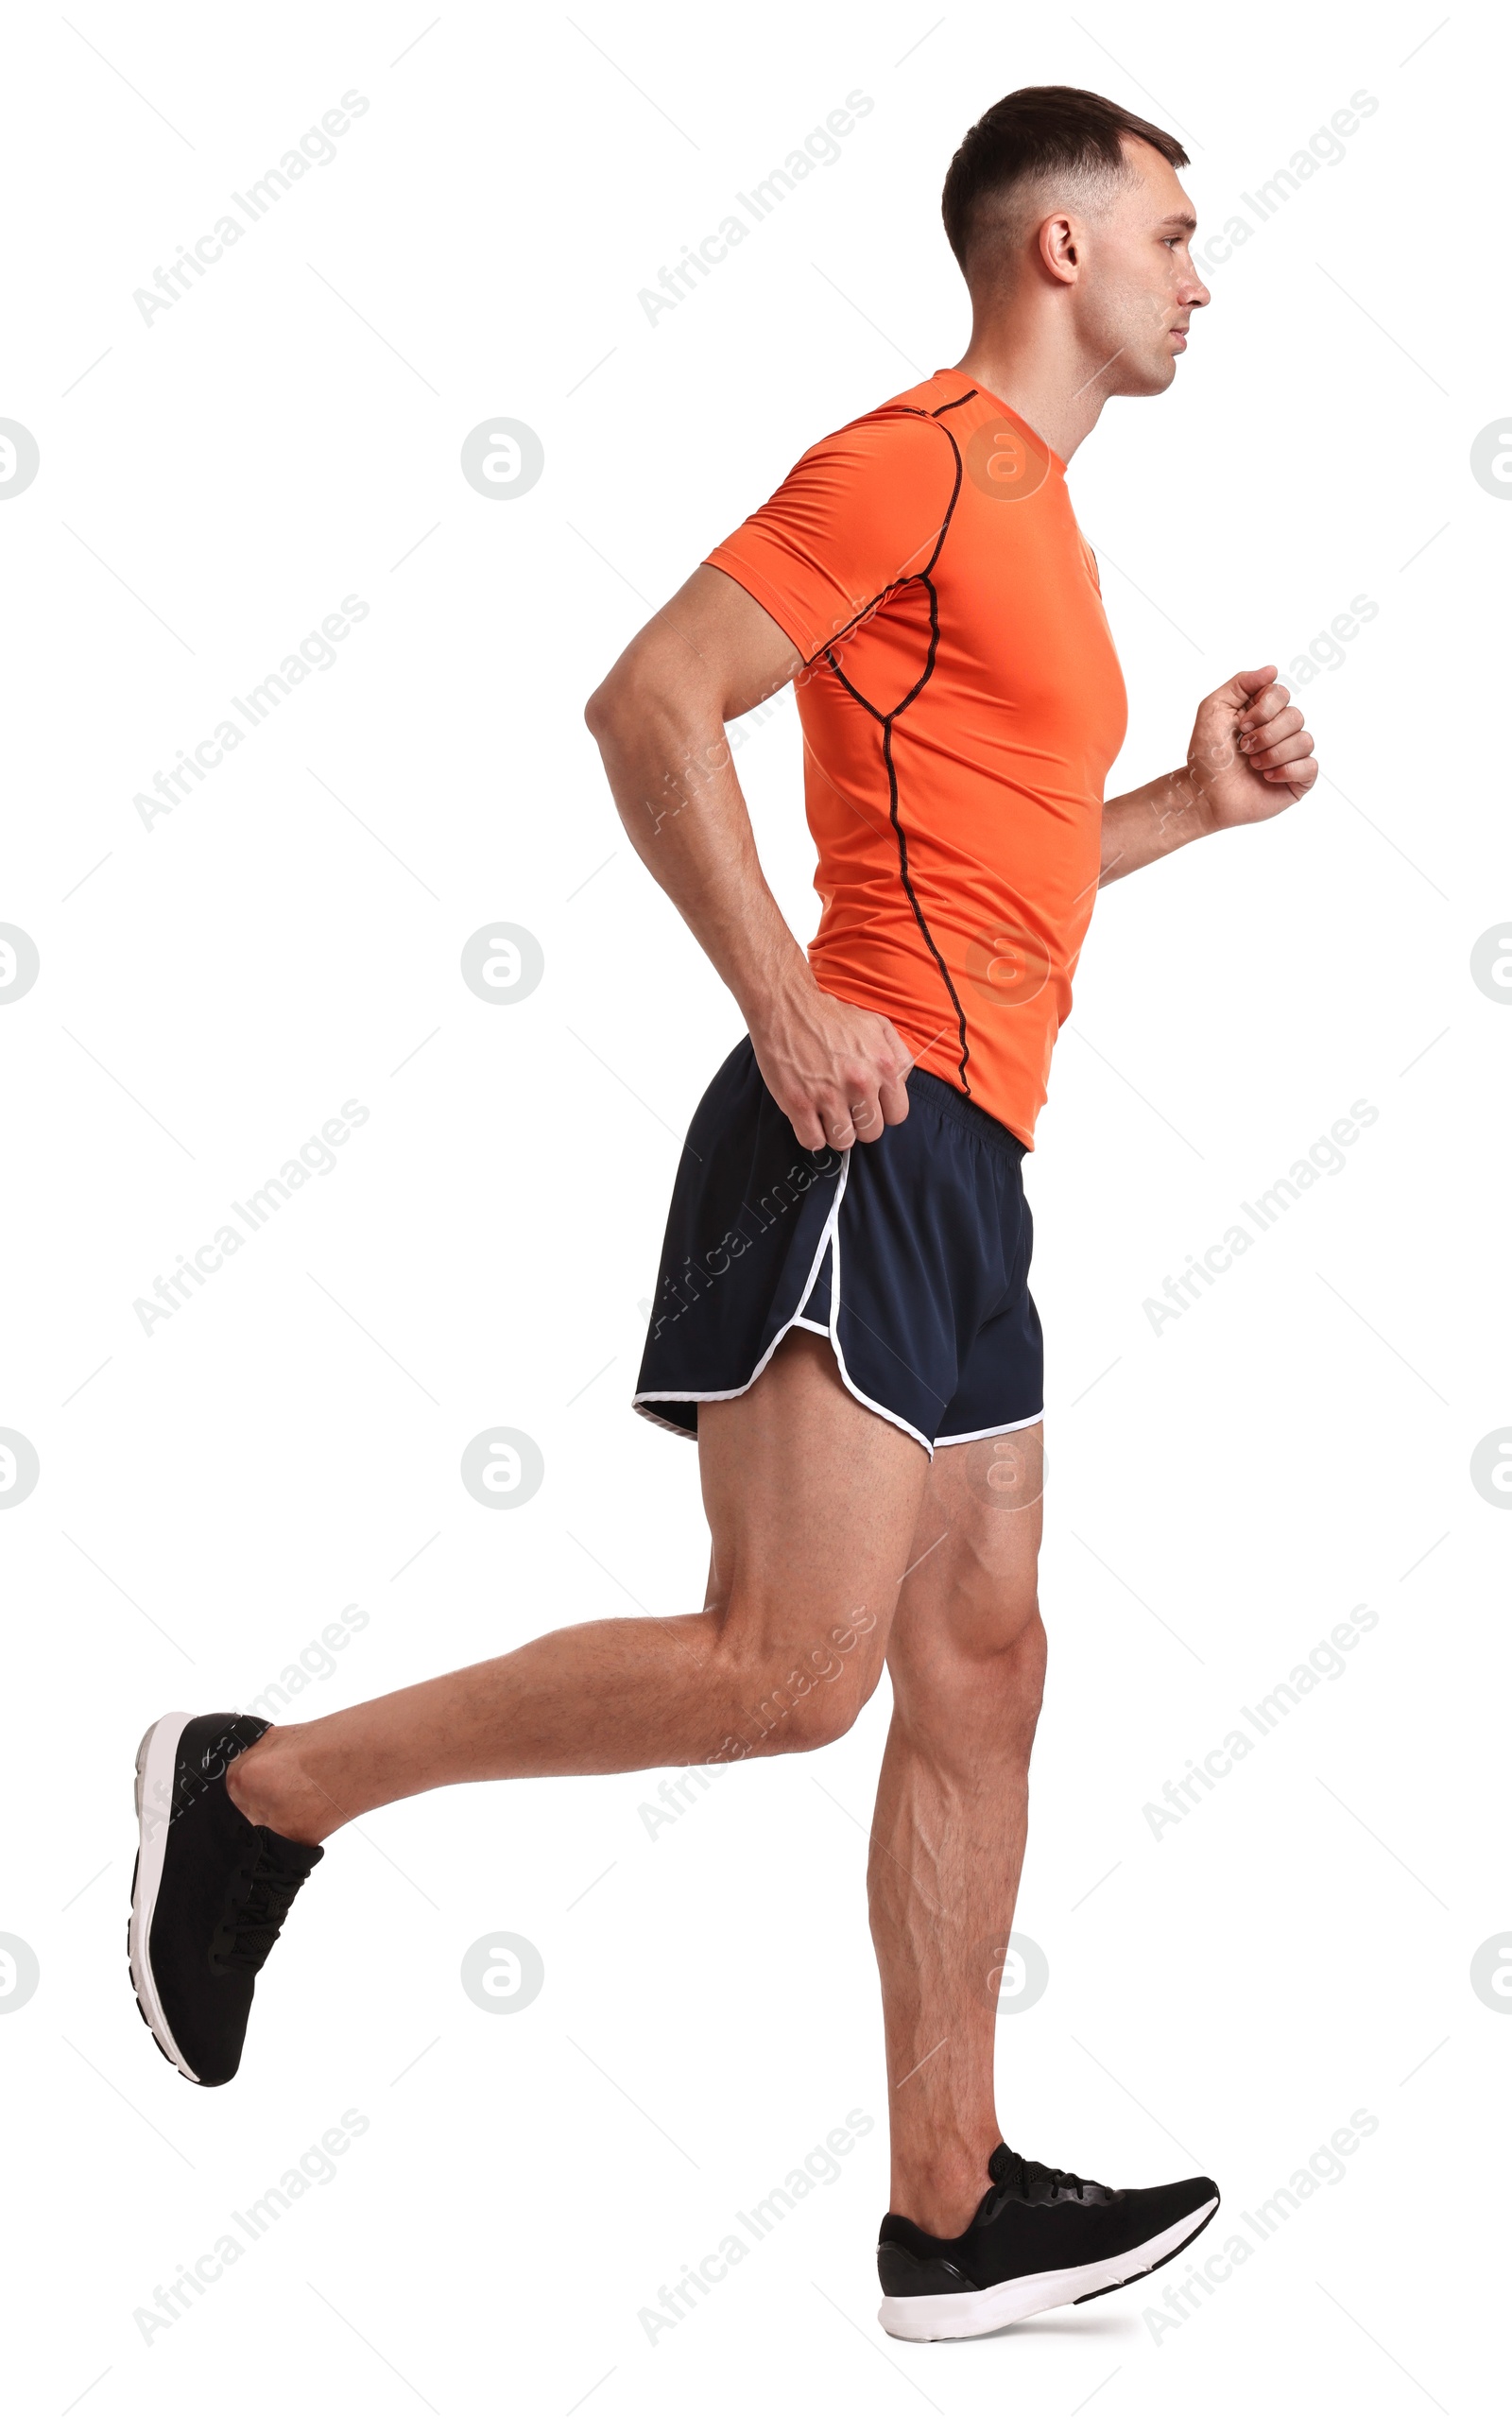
left=889, top=2140, right=998, bottom=2238
left=227, top=1727, right=330, bottom=1846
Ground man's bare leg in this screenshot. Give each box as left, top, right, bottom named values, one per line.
left=227, top=1333, right=929, bottom=1844
left=868, top=1424, right=1046, bottom=2237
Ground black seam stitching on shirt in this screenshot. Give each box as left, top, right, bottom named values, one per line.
left=882, top=714, right=972, bottom=1096
left=931, top=388, right=979, bottom=418
left=882, top=412, right=971, bottom=1093
left=822, top=421, right=964, bottom=722
left=807, top=578, right=907, bottom=666
left=897, top=570, right=942, bottom=721
left=814, top=398, right=972, bottom=1094
left=806, top=409, right=961, bottom=665
left=910, top=422, right=963, bottom=642
left=821, top=646, right=886, bottom=723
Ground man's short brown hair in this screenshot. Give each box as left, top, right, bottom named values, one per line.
left=942, top=85, right=1189, bottom=275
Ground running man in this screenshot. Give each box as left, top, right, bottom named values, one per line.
left=129, top=88, right=1318, bottom=2340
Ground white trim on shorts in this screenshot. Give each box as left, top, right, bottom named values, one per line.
left=632, top=1149, right=855, bottom=1438
left=632, top=1154, right=1039, bottom=1460
left=821, top=1171, right=934, bottom=1457
left=934, top=1410, right=1044, bottom=1446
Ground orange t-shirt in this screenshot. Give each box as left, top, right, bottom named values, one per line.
left=705, top=371, right=1127, bottom=1148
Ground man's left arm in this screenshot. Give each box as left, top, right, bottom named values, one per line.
left=1099, top=664, right=1317, bottom=886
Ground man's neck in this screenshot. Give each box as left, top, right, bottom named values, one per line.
left=952, top=304, right=1110, bottom=466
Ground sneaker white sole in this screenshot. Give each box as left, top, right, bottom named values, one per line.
left=128, top=1712, right=200, bottom=2083
left=878, top=2195, right=1220, bottom=2341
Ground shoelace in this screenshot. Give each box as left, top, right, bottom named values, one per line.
left=988, top=2147, right=1091, bottom=2206
left=211, top=1834, right=315, bottom=1972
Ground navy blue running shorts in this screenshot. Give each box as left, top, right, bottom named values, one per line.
left=634, top=1038, right=1042, bottom=1457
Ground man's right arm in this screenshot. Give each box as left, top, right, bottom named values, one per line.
left=584, top=562, right=911, bottom=1152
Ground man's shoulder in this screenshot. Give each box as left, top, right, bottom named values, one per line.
left=813, top=370, right=971, bottom=446
left=788, top=372, right=972, bottom=491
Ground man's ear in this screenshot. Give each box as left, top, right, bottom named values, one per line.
left=1039, top=213, right=1081, bottom=284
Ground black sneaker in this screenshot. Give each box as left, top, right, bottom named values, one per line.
left=128, top=1711, right=323, bottom=2086
left=877, top=2144, right=1220, bottom=2340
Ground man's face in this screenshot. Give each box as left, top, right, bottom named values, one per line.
left=1074, top=138, right=1210, bottom=396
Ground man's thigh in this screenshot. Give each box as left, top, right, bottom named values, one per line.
left=696, top=1331, right=930, bottom=1728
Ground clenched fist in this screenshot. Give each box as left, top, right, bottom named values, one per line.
left=1188, top=664, right=1318, bottom=830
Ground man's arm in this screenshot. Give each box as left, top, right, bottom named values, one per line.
left=1100, top=664, right=1317, bottom=886
left=584, top=563, right=912, bottom=1153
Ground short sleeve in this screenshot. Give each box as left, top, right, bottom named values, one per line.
left=704, top=411, right=957, bottom=664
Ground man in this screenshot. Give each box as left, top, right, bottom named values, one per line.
left=128, top=88, right=1316, bottom=2341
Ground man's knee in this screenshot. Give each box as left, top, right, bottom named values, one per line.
left=982, top=1602, right=1046, bottom=1712
left=718, top=1613, right=886, bottom=1757
left=937, top=1566, right=1044, bottom=1663
left=894, top=1592, right=1046, bottom=1734
left=777, top=1668, right=874, bottom=1754
left=1003, top=1612, right=1047, bottom=1740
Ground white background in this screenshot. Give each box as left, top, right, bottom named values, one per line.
left=2, top=2, right=1504, bottom=2424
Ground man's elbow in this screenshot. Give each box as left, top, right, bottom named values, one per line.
left=583, top=677, right=618, bottom=740
left=586, top=643, right=702, bottom=752
left=585, top=649, right=659, bottom=744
